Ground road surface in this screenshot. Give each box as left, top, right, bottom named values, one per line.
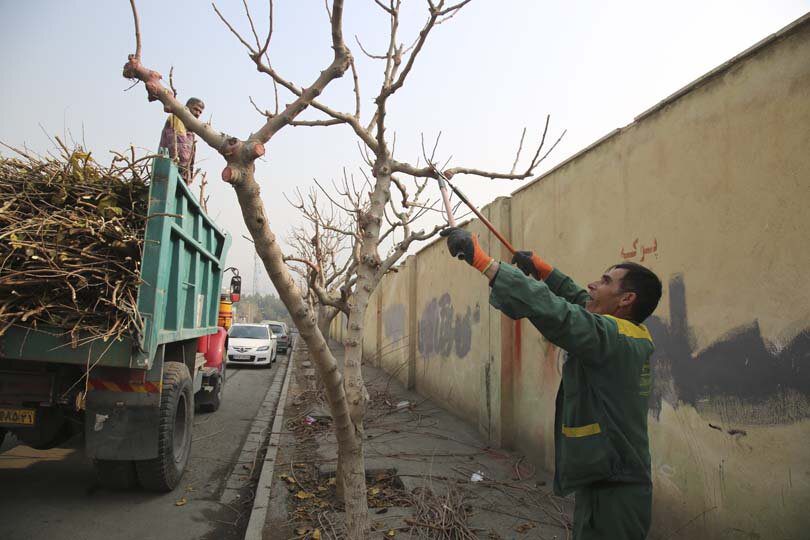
left=0, top=360, right=282, bottom=540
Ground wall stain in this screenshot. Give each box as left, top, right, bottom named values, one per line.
left=454, top=307, right=473, bottom=357
left=418, top=293, right=475, bottom=359
left=382, top=303, right=406, bottom=341
left=418, top=297, right=439, bottom=358
left=647, top=274, right=810, bottom=424
left=438, top=294, right=454, bottom=357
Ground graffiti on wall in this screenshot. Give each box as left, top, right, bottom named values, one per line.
left=418, top=293, right=481, bottom=359
left=620, top=238, right=658, bottom=262
left=647, top=274, right=810, bottom=425
left=383, top=303, right=406, bottom=341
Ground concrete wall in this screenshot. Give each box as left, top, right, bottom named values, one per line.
left=411, top=198, right=515, bottom=439
left=376, top=256, right=411, bottom=386
left=333, top=13, right=810, bottom=538
left=507, top=15, right=810, bottom=537
left=329, top=310, right=348, bottom=343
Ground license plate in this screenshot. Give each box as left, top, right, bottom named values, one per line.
left=231, top=354, right=250, bottom=360
left=0, top=407, right=36, bottom=426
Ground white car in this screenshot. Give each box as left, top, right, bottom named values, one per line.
left=227, top=323, right=277, bottom=366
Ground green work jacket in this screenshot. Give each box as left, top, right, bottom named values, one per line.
left=489, top=264, right=654, bottom=496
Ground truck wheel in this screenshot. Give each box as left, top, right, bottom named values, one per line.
left=200, top=363, right=225, bottom=413
left=135, top=362, right=193, bottom=492
left=94, top=459, right=139, bottom=489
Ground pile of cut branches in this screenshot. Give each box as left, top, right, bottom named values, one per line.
left=0, top=144, right=152, bottom=346
left=406, top=484, right=480, bottom=540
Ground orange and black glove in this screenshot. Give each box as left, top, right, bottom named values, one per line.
left=439, top=227, right=493, bottom=273
left=511, top=250, right=553, bottom=280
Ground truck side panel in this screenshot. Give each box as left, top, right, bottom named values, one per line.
left=135, top=157, right=231, bottom=369
left=0, top=330, right=133, bottom=368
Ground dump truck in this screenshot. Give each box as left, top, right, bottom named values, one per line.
left=0, top=155, right=239, bottom=491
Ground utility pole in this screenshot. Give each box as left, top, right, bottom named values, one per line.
left=249, top=249, right=260, bottom=323
left=253, top=250, right=259, bottom=297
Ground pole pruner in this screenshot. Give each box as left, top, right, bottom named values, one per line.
left=430, top=165, right=516, bottom=255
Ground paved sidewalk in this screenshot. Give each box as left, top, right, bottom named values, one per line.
left=260, top=339, right=573, bottom=539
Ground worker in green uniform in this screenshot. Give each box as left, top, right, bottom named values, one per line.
left=440, top=227, right=662, bottom=540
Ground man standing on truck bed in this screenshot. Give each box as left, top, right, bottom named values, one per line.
left=440, top=227, right=662, bottom=540
left=159, top=97, right=204, bottom=185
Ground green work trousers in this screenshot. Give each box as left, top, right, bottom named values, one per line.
left=573, top=482, right=652, bottom=540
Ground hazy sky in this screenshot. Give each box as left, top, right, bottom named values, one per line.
left=1, top=1, right=808, bottom=294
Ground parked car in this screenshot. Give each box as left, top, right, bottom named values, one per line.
left=263, top=320, right=291, bottom=354
left=227, top=323, right=277, bottom=366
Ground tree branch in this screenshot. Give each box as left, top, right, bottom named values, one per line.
left=129, top=0, right=141, bottom=59
left=283, top=255, right=320, bottom=274
left=209, top=1, right=354, bottom=149
left=510, top=127, right=526, bottom=175
left=390, top=117, right=566, bottom=181
left=311, top=280, right=348, bottom=314
left=354, top=35, right=387, bottom=60
left=390, top=176, right=409, bottom=207
left=290, top=118, right=345, bottom=127
left=377, top=224, right=444, bottom=278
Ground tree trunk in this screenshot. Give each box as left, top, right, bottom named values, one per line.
left=314, top=305, right=339, bottom=390
left=232, top=165, right=371, bottom=537
left=317, top=305, right=339, bottom=338
left=335, top=157, right=393, bottom=537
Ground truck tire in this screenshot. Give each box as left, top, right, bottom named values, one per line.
left=135, top=362, right=193, bottom=492
left=94, top=459, right=139, bottom=489
left=199, top=362, right=225, bottom=413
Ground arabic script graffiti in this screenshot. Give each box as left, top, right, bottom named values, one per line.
left=620, top=238, right=658, bottom=262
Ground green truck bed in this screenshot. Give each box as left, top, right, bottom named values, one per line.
left=0, top=155, right=231, bottom=369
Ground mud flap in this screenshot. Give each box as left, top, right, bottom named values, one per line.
left=85, top=390, right=161, bottom=460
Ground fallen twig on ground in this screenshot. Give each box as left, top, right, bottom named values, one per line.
left=406, top=482, right=481, bottom=540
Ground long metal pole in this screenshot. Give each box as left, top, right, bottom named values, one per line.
left=434, top=168, right=515, bottom=254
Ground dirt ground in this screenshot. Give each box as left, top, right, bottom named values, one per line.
left=261, top=343, right=573, bottom=540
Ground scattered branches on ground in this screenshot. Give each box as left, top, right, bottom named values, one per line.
left=406, top=483, right=480, bottom=540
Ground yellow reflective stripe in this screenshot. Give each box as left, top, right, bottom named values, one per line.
left=562, top=423, right=601, bottom=437
left=603, top=315, right=652, bottom=342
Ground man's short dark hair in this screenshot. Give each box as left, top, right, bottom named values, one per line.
left=186, top=97, right=204, bottom=108
left=611, top=262, right=662, bottom=324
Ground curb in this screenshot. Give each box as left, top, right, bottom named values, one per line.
left=243, top=342, right=298, bottom=540
left=219, top=353, right=290, bottom=507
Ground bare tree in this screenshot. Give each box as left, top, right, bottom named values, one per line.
left=121, top=1, right=380, bottom=535
left=246, top=3, right=560, bottom=519
left=286, top=166, right=445, bottom=337
left=122, top=1, right=560, bottom=536
left=284, top=186, right=356, bottom=337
